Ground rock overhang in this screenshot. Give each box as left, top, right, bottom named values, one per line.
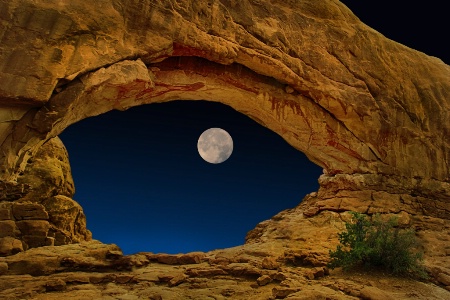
left=4, top=56, right=378, bottom=178
left=1, top=3, right=450, bottom=296
left=0, top=0, right=449, bottom=198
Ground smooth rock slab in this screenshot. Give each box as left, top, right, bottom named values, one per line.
left=360, top=286, right=396, bottom=300
left=0, top=262, right=8, bottom=275
left=12, top=203, right=49, bottom=220
left=0, top=220, right=18, bottom=238
left=0, top=208, right=11, bottom=220
left=15, top=220, right=50, bottom=236
left=0, top=237, right=23, bottom=256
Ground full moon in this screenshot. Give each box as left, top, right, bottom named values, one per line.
left=197, top=128, right=233, bottom=164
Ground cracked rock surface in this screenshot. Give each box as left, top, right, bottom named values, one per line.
left=1, top=210, right=449, bottom=299
left=0, top=0, right=448, bottom=183
left=0, top=0, right=449, bottom=298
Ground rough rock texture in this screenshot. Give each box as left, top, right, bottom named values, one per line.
left=0, top=226, right=449, bottom=300
left=16, top=136, right=74, bottom=203
left=0, top=137, right=91, bottom=255
left=0, top=0, right=449, bottom=184
left=0, top=0, right=449, bottom=298
left=16, top=136, right=91, bottom=245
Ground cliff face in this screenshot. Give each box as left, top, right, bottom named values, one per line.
left=0, top=0, right=449, bottom=297
left=0, top=0, right=449, bottom=182
left=0, top=137, right=91, bottom=256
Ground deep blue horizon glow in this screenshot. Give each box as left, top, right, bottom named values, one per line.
left=59, top=101, right=323, bottom=255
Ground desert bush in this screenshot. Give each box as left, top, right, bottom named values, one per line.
left=328, top=212, right=428, bottom=279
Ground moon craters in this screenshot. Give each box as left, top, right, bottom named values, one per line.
left=197, top=128, right=233, bottom=164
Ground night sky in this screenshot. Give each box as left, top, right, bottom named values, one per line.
left=60, top=101, right=322, bottom=254
left=59, top=1, right=446, bottom=255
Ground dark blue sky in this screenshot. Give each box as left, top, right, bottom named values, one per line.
left=59, top=1, right=446, bottom=255
left=60, top=101, right=323, bottom=254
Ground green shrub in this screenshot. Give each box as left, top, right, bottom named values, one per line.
left=328, top=212, right=428, bottom=279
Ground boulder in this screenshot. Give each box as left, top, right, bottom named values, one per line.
left=0, top=237, right=23, bottom=256
left=12, top=202, right=49, bottom=220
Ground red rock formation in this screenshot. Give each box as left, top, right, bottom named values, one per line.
left=0, top=0, right=449, bottom=297
left=0, top=0, right=448, bottom=183
left=0, top=137, right=91, bottom=256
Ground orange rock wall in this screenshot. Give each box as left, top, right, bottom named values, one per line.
left=0, top=0, right=449, bottom=255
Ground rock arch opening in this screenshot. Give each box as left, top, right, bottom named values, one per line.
left=59, top=100, right=323, bottom=254
left=0, top=0, right=448, bottom=259
left=1, top=51, right=448, bottom=256
left=2, top=56, right=379, bottom=182
left=0, top=55, right=383, bottom=256
left=0, top=1, right=449, bottom=294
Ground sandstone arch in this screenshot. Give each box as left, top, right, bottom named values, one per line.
left=1, top=0, right=449, bottom=183
left=0, top=0, right=449, bottom=256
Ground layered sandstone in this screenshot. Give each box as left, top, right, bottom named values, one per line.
left=0, top=137, right=91, bottom=256
left=0, top=0, right=448, bottom=183
left=0, top=220, right=449, bottom=299
left=0, top=0, right=449, bottom=298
